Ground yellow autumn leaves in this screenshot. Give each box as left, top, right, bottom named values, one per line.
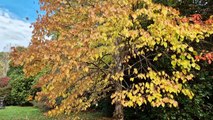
left=111, top=67, right=193, bottom=108
left=11, top=0, right=213, bottom=116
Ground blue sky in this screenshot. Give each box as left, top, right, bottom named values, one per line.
left=0, top=1, right=40, bottom=21
left=0, top=0, right=40, bottom=51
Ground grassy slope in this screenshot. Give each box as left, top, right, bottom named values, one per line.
left=0, top=106, right=111, bottom=120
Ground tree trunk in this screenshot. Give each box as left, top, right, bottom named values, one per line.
left=113, top=38, right=124, bottom=120
left=113, top=81, right=124, bottom=120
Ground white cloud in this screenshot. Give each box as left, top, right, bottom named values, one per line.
left=0, top=8, right=33, bottom=52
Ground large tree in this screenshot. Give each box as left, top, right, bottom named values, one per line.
left=11, top=0, right=213, bottom=119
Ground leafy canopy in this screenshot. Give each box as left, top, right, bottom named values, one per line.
left=11, top=0, right=213, bottom=116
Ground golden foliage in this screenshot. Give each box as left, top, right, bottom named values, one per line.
left=11, top=0, right=213, bottom=116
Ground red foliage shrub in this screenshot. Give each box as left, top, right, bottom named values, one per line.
left=180, top=14, right=213, bottom=25
left=190, top=14, right=202, bottom=24
left=195, top=52, right=213, bottom=64
left=0, top=77, right=10, bottom=88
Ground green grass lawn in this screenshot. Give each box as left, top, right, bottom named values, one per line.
left=0, top=106, right=111, bottom=120
left=0, top=106, right=50, bottom=120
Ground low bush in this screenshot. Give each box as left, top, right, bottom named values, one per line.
left=6, top=66, right=36, bottom=105
left=0, top=77, right=11, bottom=97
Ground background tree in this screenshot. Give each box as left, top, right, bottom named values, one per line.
left=153, top=0, right=213, bottom=17
left=0, top=45, right=12, bottom=78
left=5, top=66, right=36, bottom=105
left=0, top=52, right=10, bottom=78
left=11, top=0, right=213, bottom=119
left=6, top=46, right=45, bottom=106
